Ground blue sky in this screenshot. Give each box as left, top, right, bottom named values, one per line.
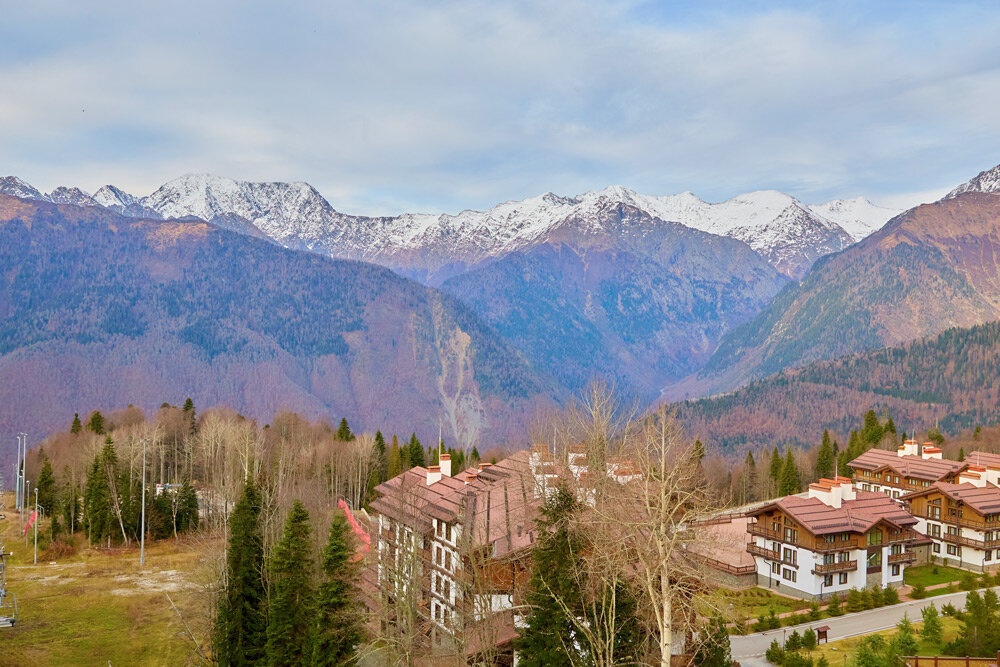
left=2, top=0, right=999, bottom=214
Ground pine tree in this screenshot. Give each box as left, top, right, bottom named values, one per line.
left=182, top=397, right=197, bottom=434
left=885, top=417, right=897, bottom=435
left=743, top=451, right=758, bottom=502
left=336, top=418, right=354, bottom=442
left=309, top=513, right=365, bottom=666
left=692, top=439, right=706, bottom=461
left=70, top=413, right=82, bottom=434
left=779, top=450, right=801, bottom=495
left=470, top=446, right=481, bottom=468
left=769, top=447, right=782, bottom=494
left=86, top=411, right=105, bottom=435
left=214, top=481, right=266, bottom=666
left=959, top=447, right=966, bottom=462
left=83, top=445, right=112, bottom=545
left=861, top=410, right=883, bottom=445
left=815, top=430, right=834, bottom=480
left=693, top=614, right=732, bottom=667
left=386, top=437, right=402, bottom=479
left=266, top=500, right=316, bottom=666
left=514, top=485, right=583, bottom=666
left=35, top=454, right=57, bottom=514
left=369, top=430, right=388, bottom=491
left=406, top=433, right=424, bottom=468
left=921, top=604, right=943, bottom=643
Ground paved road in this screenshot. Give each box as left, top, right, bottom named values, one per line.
left=731, top=587, right=999, bottom=659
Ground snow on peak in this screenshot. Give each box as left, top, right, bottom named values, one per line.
left=47, top=186, right=97, bottom=207
left=944, top=163, right=1000, bottom=200
left=0, top=176, right=45, bottom=200
left=808, top=197, right=902, bottom=242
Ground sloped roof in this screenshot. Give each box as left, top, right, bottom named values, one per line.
left=749, top=490, right=917, bottom=536
left=903, top=482, right=1000, bottom=515
left=848, top=449, right=966, bottom=481
left=965, top=451, right=1000, bottom=469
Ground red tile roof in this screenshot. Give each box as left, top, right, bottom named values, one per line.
left=848, top=449, right=966, bottom=481
left=749, top=490, right=917, bottom=535
left=903, top=482, right=1000, bottom=514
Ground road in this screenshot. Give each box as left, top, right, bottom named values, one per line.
left=730, top=586, right=996, bottom=659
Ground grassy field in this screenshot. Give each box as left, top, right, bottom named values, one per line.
left=781, top=615, right=963, bottom=666
left=700, top=586, right=812, bottom=620
left=904, top=564, right=968, bottom=588
left=0, top=497, right=220, bottom=666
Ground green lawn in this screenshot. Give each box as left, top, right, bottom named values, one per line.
left=806, top=615, right=962, bottom=665
left=700, top=587, right=811, bottom=621
left=905, top=564, right=968, bottom=588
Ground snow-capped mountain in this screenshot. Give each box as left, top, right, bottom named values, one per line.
left=47, top=186, right=97, bottom=206
left=0, top=176, right=47, bottom=201
left=809, top=197, right=902, bottom=241
left=1, top=173, right=900, bottom=281
left=944, top=163, right=1000, bottom=199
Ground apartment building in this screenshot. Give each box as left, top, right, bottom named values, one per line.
left=903, top=466, right=1000, bottom=572
left=849, top=439, right=967, bottom=498
left=746, top=477, right=920, bottom=599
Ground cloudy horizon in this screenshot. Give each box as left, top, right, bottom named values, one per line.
left=2, top=0, right=999, bottom=216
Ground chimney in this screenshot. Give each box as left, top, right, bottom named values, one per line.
left=959, top=467, right=987, bottom=488
left=922, top=444, right=943, bottom=460
left=898, top=439, right=919, bottom=457
left=465, top=470, right=479, bottom=485
left=439, top=453, right=451, bottom=478
left=808, top=479, right=841, bottom=508
left=479, top=462, right=492, bottom=471
left=426, top=465, right=442, bottom=486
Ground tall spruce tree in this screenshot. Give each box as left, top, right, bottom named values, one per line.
left=814, top=430, right=835, bottom=480
left=86, top=411, right=105, bottom=435
left=266, top=500, right=316, bottom=666
left=514, top=484, right=583, bottom=666
left=35, top=454, right=57, bottom=513
left=369, top=430, right=388, bottom=492
left=769, top=447, right=782, bottom=494
left=693, top=614, right=733, bottom=667
left=70, top=413, right=82, bottom=434
left=386, top=437, right=403, bottom=479
left=309, top=513, right=364, bottom=666
left=214, top=481, right=266, bottom=666
left=336, top=418, right=354, bottom=442
left=779, top=450, right=801, bottom=496
left=406, top=433, right=424, bottom=468
left=743, top=451, right=758, bottom=502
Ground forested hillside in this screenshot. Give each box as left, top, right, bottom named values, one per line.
left=0, top=195, right=554, bottom=462
left=674, top=319, right=1000, bottom=454
left=668, top=191, right=1000, bottom=399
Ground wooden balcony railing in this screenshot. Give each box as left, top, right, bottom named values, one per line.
left=888, top=551, right=917, bottom=563
left=813, top=560, right=858, bottom=574
left=747, top=523, right=782, bottom=541
left=942, top=533, right=1000, bottom=550
left=912, top=511, right=1000, bottom=532
left=746, top=543, right=782, bottom=561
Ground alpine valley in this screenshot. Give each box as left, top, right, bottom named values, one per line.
left=6, top=163, right=1000, bottom=455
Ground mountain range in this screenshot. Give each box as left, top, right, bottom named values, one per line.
left=0, top=194, right=553, bottom=458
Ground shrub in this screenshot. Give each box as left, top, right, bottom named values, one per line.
left=817, top=657, right=829, bottom=667
left=784, top=613, right=809, bottom=627
left=766, top=639, right=785, bottom=664
left=753, top=610, right=781, bottom=632
left=826, top=593, right=844, bottom=616
left=961, top=572, right=977, bottom=591
left=40, top=538, right=76, bottom=560
left=911, top=583, right=927, bottom=599
left=846, top=588, right=866, bottom=613
left=920, top=604, right=943, bottom=644
left=785, top=629, right=803, bottom=651
left=941, top=602, right=961, bottom=618
left=807, top=600, right=822, bottom=621
left=803, top=628, right=817, bottom=651
left=870, top=585, right=885, bottom=608
left=932, top=566, right=939, bottom=575
left=883, top=586, right=900, bottom=605
left=783, top=654, right=814, bottom=667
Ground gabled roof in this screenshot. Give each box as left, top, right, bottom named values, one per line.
left=748, top=490, right=917, bottom=536
left=902, top=482, right=1000, bottom=515
left=965, top=451, right=1000, bottom=469
left=848, top=449, right=966, bottom=481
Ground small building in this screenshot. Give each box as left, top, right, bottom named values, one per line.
left=746, top=477, right=919, bottom=599
left=902, top=475, right=1000, bottom=572
left=849, top=440, right=967, bottom=499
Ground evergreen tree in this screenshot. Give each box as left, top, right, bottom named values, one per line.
left=214, top=481, right=266, bottom=666
left=861, top=410, right=883, bottom=445
left=470, top=446, right=481, bottom=468
left=959, top=447, right=966, bottom=462
left=692, top=439, right=706, bottom=461
left=885, top=418, right=897, bottom=435
left=336, top=418, right=354, bottom=442
left=266, top=500, right=316, bottom=666
left=386, top=437, right=402, bottom=479
left=182, top=397, right=197, bottom=434
left=693, top=614, right=732, bottom=667
left=70, top=413, right=82, bottom=434
left=35, top=454, right=57, bottom=514
left=769, top=447, right=782, bottom=483
left=927, top=426, right=945, bottom=446
left=83, top=443, right=113, bottom=545
left=86, top=411, right=106, bottom=435
left=309, top=513, right=365, bottom=666
left=369, top=430, right=388, bottom=492
left=514, top=485, right=583, bottom=666
left=815, top=430, right=835, bottom=480
left=892, top=615, right=919, bottom=657
left=743, top=451, right=758, bottom=502
left=921, top=604, right=943, bottom=644
left=406, top=433, right=424, bottom=468
left=780, top=450, right=801, bottom=495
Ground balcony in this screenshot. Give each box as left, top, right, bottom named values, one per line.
left=913, top=511, right=1000, bottom=532
left=942, top=533, right=1000, bottom=550
left=887, top=529, right=920, bottom=544
left=813, top=560, right=858, bottom=574
left=815, top=538, right=859, bottom=552
left=888, top=551, right=917, bottom=564
left=747, top=523, right=782, bottom=541
left=747, top=543, right=782, bottom=561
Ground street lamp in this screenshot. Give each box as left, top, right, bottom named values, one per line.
left=140, top=438, right=147, bottom=568
left=33, top=488, right=38, bottom=565
left=24, top=480, right=29, bottom=549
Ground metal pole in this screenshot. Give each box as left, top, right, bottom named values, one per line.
left=34, top=488, right=38, bottom=565
left=140, top=438, right=146, bottom=568
left=24, top=481, right=29, bottom=548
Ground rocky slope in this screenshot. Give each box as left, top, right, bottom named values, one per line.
left=667, top=190, right=1000, bottom=400
left=945, top=163, right=1000, bottom=199
left=441, top=200, right=788, bottom=398
left=0, top=195, right=554, bottom=455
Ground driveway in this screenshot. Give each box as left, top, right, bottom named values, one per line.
left=731, top=587, right=991, bottom=659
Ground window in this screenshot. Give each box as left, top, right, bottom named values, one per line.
left=868, top=531, right=883, bottom=546
left=784, top=527, right=798, bottom=543
left=891, top=564, right=900, bottom=576
left=933, top=543, right=941, bottom=553
left=823, top=575, right=833, bottom=587
left=783, top=568, right=797, bottom=582
left=947, top=544, right=962, bottom=556
left=987, top=551, right=993, bottom=562
left=837, top=551, right=850, bottom=563
left=930, top=506, right=942, bottom=520
left=771, top=562, right=781, bottom=574
left=783, top=547, right=797, bottom=565
left=929, top=524, right=941, bottom=538
left=839, top=573, right=848, bottom=584
left=867, top=551, right=882, bottom=568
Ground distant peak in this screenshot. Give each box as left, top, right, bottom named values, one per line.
left=944, top=162, right=1000, bottom=200
left=0, top=176, right=45, bottom=200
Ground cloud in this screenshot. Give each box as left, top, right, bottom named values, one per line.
left=1, top=0, right=999, bottom=214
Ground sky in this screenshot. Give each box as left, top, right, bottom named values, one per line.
left=2, top=0, right=1000, bottom=215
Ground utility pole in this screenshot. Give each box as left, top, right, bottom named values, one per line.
left=24, top=481, right=29, bottom=549
left=33, top=488, right=38, bottom=565
left=140, top=438, right=147, bottom=568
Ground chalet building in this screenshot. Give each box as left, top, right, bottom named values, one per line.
left=903, top=467, right=1000, bottom=572
left=849, top=440, right=967, bottom=498
left=746, top=477, right=920, bottom=599
left=366, top=444, right=644, bottom=662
